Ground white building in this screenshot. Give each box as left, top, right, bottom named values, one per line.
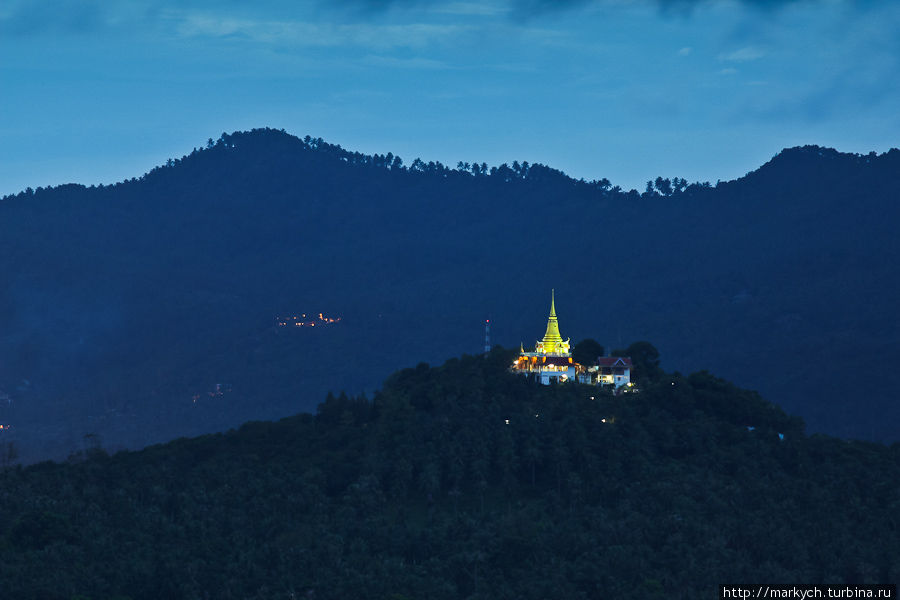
left=595, top=357, right=632, bottom=389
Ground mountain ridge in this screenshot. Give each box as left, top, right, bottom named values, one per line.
left=6, top=128, right=898, bottom=203
left=0, top=128, right=898, bottom=462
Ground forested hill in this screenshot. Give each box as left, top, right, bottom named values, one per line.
left=0, top=352, right=897, bottom=599
left=0, top=128, right=899, bottom=461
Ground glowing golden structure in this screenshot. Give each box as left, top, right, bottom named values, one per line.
left=510, top=289, right=634, bottom=390
left=512, top=290, right=576, bottom=384
left=534, top=289, right=570, bottom=355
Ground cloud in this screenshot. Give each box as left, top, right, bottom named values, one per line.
left=319, top=0, right=848, bottom=18
left=0, top=0, right=871, bottom=39
left=363, top=55, right=451, bottom=68
left=176, top=14, right=256, bottom=39
left=320, top=0, right=421, bottom=12
left=678, top=46, right=692, bottom=56
left=719, top=46, right=765, bottom=61
left=174, top=13, right=468, bottom=48
left=0, top=0, right=108, bottom=35
left=433, top=2, right=507, bottom=16
left=324, top=0, right=508, bottom=15
left=652, top=0, right=814, bottom=10
left=0, top=0, right=473, bottom=49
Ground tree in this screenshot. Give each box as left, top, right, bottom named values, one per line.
left=572, top=339, right=605, bottom=366
left=613, top=341, right=663, bottom=383
left=1, top=441, right=17, bottom=469
left=655, top=177, right=673, bottom=196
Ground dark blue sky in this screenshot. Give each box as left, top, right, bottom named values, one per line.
left=2, top=0, right=898, bottom=195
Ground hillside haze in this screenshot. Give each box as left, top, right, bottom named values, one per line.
left=1, top=128, right=898, bottom=459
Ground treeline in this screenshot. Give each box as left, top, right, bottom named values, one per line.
left=10, top=128, right=893, bottom=212
left=0, top=349, right=897, bottom=599
left=0, top=127, right=713, bottom=204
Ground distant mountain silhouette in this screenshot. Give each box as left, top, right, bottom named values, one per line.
left=0, top=128, right=898, bottom=460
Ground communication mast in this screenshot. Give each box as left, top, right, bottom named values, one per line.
left=484, top=319, right=491, bottom=354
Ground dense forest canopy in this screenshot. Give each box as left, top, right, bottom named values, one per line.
left=0, top=128, right=898, bottom=462
left=0, top=351, right=897, bottom=599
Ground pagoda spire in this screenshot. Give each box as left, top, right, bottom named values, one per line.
left=543, top=289, right=563, bottom=344
left=536, top=289, right=569, bottom=354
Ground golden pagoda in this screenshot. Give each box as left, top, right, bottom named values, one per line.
left=511, top=290, right=575, bottom=384
left=534, top=289, right=570, bottom=355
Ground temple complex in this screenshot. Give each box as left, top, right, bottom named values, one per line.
left=511, top=290, right=633, bottom=389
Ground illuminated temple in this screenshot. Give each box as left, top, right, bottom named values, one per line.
left=511, top=290, right=633, bottom=389
left=511, top=290, right=578, bottom=384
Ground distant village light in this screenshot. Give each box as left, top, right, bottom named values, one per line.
left=277, top=311, right=342, bottom=329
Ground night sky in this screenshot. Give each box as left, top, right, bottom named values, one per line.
left=2, top=0, right=898, bottom=196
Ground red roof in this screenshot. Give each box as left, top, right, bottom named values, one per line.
left=597, top=357, right=632, bottom=367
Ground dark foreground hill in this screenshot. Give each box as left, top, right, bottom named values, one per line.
left=0, top=128, right=899, bottom=461
left=0, top=352, right=897, bottom=599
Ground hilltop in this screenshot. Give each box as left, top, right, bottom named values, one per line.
left=0, top=129, right=898, bottom=461
left=0, top=352, right=896, bottom=599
